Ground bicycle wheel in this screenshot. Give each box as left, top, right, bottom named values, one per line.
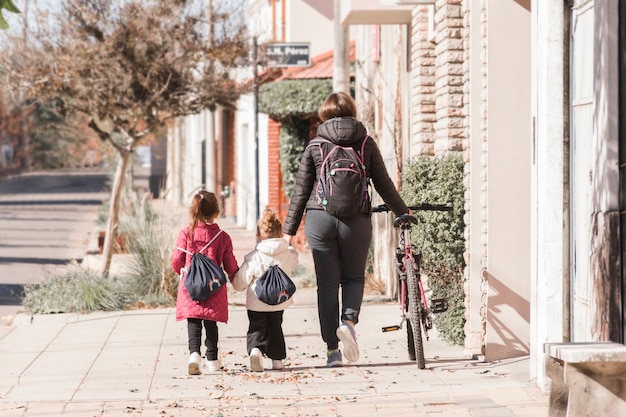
left=400, top=278, right=417, bottom=361
left=404, top=257, right=425, bottom=369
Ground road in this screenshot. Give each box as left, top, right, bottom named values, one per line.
left=0, top=168, right=109, bottom=324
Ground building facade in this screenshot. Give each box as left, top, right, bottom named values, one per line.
left=342, top=0, right=624, bottom=399
left=165, top=0, right=625, bottom=402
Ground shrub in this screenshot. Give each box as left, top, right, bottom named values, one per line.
left=22, top=265, right=126, bottom=314
left=400, top=154, right=466, bottom=345
left=279, top=117, right=310, bottom=198
left=22, top=185, right=178, bottom=314
left=119, top=194, right=178, bottom=304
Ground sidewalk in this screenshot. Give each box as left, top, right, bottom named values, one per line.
left=0, top=203, right=550, bottom=417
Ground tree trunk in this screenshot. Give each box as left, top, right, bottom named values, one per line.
left=101, top=148, right=131, bottom=277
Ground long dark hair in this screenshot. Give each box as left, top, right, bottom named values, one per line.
left=188, top=190, right=220, bottom=237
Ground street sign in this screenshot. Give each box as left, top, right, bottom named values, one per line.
left=263, top=42, right=311, bottom=67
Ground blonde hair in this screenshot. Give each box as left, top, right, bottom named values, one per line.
left=189, top=190, right=220, bottom=235
left=317, top=92, right=357, bottom=122
left=257, top=208, right=283, bottom=240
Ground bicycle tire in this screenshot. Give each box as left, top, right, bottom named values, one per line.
left=400, top=278, right=417, bottom=361
left=404, top=257, right=425, bottom=369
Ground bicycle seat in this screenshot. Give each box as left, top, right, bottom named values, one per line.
left=393, top=213, right=418, bottom=228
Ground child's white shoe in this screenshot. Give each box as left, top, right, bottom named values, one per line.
left=271, top=359, right=285, bottom=370
left=206, top=359, right=222, bottom=372
left=188, top=352, right=201, bottom=375
left=249, top=347, right=264, bottom=372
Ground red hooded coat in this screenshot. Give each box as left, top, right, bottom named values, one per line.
left=171, top=223, right=239, bottom=323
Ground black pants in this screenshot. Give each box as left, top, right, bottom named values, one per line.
left=305, top=210, right=372, bottom=350
left=247, top=310, right=286, bottom=360
left=187, top=318, right=218, bottom=360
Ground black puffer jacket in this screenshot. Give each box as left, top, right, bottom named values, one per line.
left=283, top=117, right=409, bottom=236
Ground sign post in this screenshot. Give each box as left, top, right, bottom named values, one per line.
left=263, top=42, right=311, bottom=67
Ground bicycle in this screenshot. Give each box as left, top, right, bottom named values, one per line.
left=372, top=203, right=452, bottom=369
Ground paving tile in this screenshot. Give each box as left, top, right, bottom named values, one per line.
left=0, top=216, right=551, bottom=417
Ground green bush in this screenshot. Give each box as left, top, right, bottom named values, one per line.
left=22, top=265, right=126, bottom=314
left=279, top=117, right=310, bottom=198
left=258, top=78, right=332, bottom=119
left=119, top=194, right=178, bottom=304
left=23, top=181, right=178, bottom=314
left=401, top=154, right=466, bottom=345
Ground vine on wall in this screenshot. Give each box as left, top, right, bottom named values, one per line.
left=258, top=78, right=333, bottom=198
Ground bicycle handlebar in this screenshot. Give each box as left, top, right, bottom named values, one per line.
left=372, top=203, right=453, bottom=213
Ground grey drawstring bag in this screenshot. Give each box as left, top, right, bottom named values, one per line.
left=177, top=231, right=227, bottom=302
left=254, top=265, right=296, bottom=305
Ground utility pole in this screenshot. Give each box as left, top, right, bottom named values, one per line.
left=333, top=0, right=350, bottom=94
left=253, top=35, right=260, bottom=220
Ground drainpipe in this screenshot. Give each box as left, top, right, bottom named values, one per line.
left=618, top=0, right=626, bottom=344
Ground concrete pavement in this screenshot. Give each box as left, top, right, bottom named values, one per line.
left=0, top=179, right=549, bottom=416
left=0, top=287, right=549, bottom=416
left=0, top=222, right=549, bottom=417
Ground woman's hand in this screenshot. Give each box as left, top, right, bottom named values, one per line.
left=283, top=234, right=294, bottom=246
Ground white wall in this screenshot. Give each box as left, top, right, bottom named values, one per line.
left=531, top=0, right=567, bottom=389
left=235, top=93, right=258, bottom=231
left=484, top=0, right=532, bottom=362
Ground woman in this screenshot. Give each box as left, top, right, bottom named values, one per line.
left=283, top=92, right=410, bottom=367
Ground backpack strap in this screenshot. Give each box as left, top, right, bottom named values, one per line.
left=177, top=229, right=223, bottom=256
left=360, top=135, right=368, bottom=158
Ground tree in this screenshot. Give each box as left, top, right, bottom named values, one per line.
left=0, top=0, right=249, bottom=276
left=0, top=0, right=20, bottom=30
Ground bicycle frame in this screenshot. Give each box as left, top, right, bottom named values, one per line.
left=374, top=203, right=451, bottom=369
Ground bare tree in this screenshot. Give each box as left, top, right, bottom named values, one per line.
left=0, top=0, right=20, bottom=30
left=0, top=0, right=249, bottom=276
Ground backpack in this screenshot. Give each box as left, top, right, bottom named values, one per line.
left=309, top=136, right=371, bottom=218
left=177, top=230, right=227, bottom=302
left=253, top=265, right=297, bottom=305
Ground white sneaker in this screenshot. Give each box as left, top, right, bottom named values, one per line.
left=188, top=352, right=201, bottom=375
left=206, top=359, right=222, bottom=372
left=336, top=322, right=359, bottom=362
left=249, top=347, right=264, bottom=372
left=271, top=359, right=285, bottom=370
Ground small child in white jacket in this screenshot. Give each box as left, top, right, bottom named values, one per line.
left=232, top=209, right=298, bottom=371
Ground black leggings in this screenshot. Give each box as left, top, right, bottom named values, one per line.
left=187, top=318, right=218, bottom=360
left=305, top=210, right=372, bottom=350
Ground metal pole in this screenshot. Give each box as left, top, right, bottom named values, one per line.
left=253, top=35, right=260, bottom=220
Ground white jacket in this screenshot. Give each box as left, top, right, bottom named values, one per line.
left=232, top=238, right=299, bottom=312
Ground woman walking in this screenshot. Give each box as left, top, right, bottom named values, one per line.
left=282, top=92, right=410, bottom=367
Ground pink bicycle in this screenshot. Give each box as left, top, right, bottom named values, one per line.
left=373, top=203, right=451, bottom=369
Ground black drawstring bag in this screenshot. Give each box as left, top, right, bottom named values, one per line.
left=254, top=265, right=296, bottom=305
left=178, top=231, right=227, bottom=302
left=184, top=253, right=227, bottom=301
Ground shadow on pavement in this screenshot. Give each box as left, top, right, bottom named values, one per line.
left=0, top=256, right=80, bottom=265
left=0, top=284, right=24, bottom=305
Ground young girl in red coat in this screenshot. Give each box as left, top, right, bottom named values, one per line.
left=171, top=191, right=239, bottom=375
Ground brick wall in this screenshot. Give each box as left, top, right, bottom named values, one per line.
left=267, top=118, right=283, bottom=215
left=433, top=0, right=465, bottom=154
left=410, top=6, right=436, bottom=157
left=410, top=0, right=485, bottom=351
